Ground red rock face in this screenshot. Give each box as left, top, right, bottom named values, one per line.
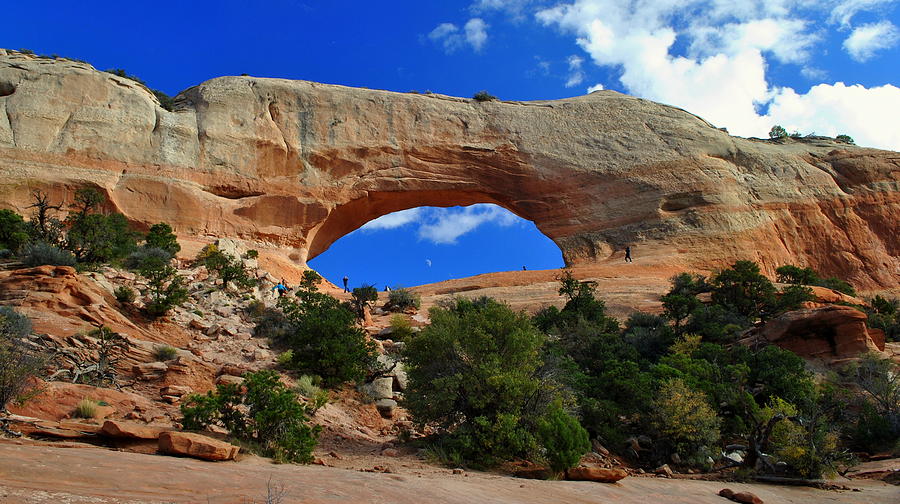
left=1, top=50, right=898, bottom=289
left=754, top=305, right=883, bottom=359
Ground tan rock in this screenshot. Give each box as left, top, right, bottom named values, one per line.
left=158, top=431, right=239, bottom=461
left=565, top=467, right=628, bottom=483
left=100, top=420, right=170, bottom=440
left=0, top=53, right=897, bottom=292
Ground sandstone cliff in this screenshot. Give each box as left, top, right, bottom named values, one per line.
left=1, top=49, right=898, bottom=288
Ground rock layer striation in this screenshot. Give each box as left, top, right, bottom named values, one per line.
left=1, top=49, right=898, bottom=288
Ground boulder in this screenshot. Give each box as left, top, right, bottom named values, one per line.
left=100, top=420, right=170, bottom=440
left=363, top=377, right=394, bottom=400
left=566, top=467, right=628, bottom=483
left=754, top=305, right=883, bottom=359
left=215, top=375, right=244, bottom=386
left=719, top=488, right=763, bottom=504
left=158, top=431, right=239, bottom=461
left=375, top=399, right=397, bottom=419
left=133, top=361, right=168, bottom=380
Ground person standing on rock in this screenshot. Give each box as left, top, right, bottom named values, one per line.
left=625, top=246, right=633, bottom=263
left=342, top=275, right=349, bottom=293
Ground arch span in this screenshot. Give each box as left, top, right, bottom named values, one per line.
left=1, top=53, right=898, bottom=288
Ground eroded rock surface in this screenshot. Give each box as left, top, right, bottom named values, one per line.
left=1, top=50, right=898, bottom=289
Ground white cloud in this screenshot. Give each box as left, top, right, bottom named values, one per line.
left=829, top=0, right=898, bottom=27
left=465, top=18, right=489, bottom=51
left=587, top=83, right=605, bottom=92
left=533, top=0, right=900, bottom=150
left=843, top=21, right=900, bottom=61
left=418, top=204, right=519, bottom=244
left=428, top=18, right=489, bottom=53
left=361, top=208, right=422, bottom=230
left=565, top=55, right=584, bottom=87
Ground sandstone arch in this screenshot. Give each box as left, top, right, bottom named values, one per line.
left=1, top=49, right=898, bottom=289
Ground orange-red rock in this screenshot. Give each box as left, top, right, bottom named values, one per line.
left=0, top=50, right=897, bottom=291
left=158, top=431, right=239, bottom=461
left=8, top=380, right=160, bottom=422
left=100, top=420, right=170, bottom=440
left=566, top=467, right=628, bottom=483
left=754, top=305, right=882, bottom=359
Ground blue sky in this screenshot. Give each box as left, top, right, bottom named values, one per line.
left=5, top=1, right=900, bottom=288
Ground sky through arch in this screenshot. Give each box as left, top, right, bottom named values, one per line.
left=308, top=204, right=564, bottom=290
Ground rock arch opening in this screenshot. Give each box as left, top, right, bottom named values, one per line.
left=307, top=202, right=564, bottom=289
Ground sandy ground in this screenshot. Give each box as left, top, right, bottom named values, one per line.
left=0, top=441, right=897, bottom=504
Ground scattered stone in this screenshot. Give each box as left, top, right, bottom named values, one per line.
left=566, top=467, right=628, bottom=483
left=592, top=439, right=610, bottom=456
left=654, top=464, right=674, bottom=477
left=160, top=385, right=193, bottom=397
left=363, top=377, right=394, bottom=400
left=381, top=448, right=399, bottom=457
left=216, top=375, right=244, bottom=386
left=375, top=399, right=397, bottom=419
left=719, top=488, right=763, bottom=504
left=158, top=431, right=239, bottom=461
left=133, top=361, right=168, bottom=380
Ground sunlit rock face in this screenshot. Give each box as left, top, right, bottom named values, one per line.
left=1, top=48, right=898, bottom=288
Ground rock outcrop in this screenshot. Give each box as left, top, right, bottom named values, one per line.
left=750, top=305, right=884, bottom=360
left=158, top=431, right=239, bottom=461
left=1, top=49, right=898, bottom=288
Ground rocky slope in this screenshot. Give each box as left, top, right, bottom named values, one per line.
left=1, top=49, right=898, bottom=290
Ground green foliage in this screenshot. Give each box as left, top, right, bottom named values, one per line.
left=80, top=325, right=131, bottom=387
left=114, top=285, right=136, bottom=303
left=244, top=249, right=259, bottom=259
left=386, top=288, right=421, bottom=311
left=199, top=248, right=255, bottom=289
left=144, top=223, right=180, bottom=256
left=20, top=242, right=76, bottom=267
left=835, top=134, right=855, bottom=145
left=294, top=374, right=328, bottom=414
left=0, top=209, right=29, bottom=253
left=650, top=378, right=721, bottom=459
left=138, top=254, right=188, bottom=317
left=769, top=125, right=788, bottom=139
left=124, top=247, right=172, bottom=270
left=536, top=400, right=591, bottom=474
left=152, top=89, right=175, bottom=111
left=472, top=90, right=498, bottom=102
left=775, top=264, right=857, bottom=296
left=273, top=278, right=376, bottom=386
left=388, top=314, right=414, bottom=340
left=846, top=353, right=900, bottom=437
left=404, top=297, right=553, bottom=467
left=181, top=370, right=321, bottom=463
left=154, top=345, right=178, bottom=361
left=709, top=260, right=778, bottom=321
left=73, top=398, right=98, bottom=418
left=105, top=69, right=174, bottom=112
left=816, top=276, right=856, bottom=296
left=0, top=306, right=45, bottom=410
left=350, top=284, right=378, bottom=319
left=63, top=189, right=137, bottom=264
left=276, top=350, right=294, bottom=367
left=866, top=296, right=899, bottom=342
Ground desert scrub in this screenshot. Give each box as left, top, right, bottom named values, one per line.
left=388, top=314, right=413, bottom=340
left=74, top=398, right=98, bottom=418
left=154, top=345, right=178, bottom=361
left=294, top=374, right=329, bottom=414
left=114, top=285, right=136, bottom=303
left=386, top=288, right=421, bottom=312
left=472, top=90, right=498, bottom=102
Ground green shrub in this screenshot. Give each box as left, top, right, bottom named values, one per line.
left=472, top=90, right=498, bottom=102
left=154, top=345, right=178, bottom=361
left=20, top=242, right=76, bottom=267
left=138, top=255, right=188, bottom=317
left=710, top=261, right=778, bottom=321
left=152, top=89, right=175, bottom=111
left=816, top=276, right=856, bottom=296
left=769, top=125, right=788, bottom=139
left=276, top=350, right=294, bottom=367
left=775, top=265, right=818, bottom=285
left=404, top=297, right=553, bottom=467
left=144, top=223, right=180, bottom=256
left=386, top=288, right=420, bottom=311
left=350, top=284, right=378, bottom=319
left=124, top=246, right=172, bottom=270
left=181, top=370, right=321, bottom=463
left=0, top=306, right=46, bottom=410
left=835, top=134, right=855, bottom=145
left=536, top=400, right=591, bottom=474
left=199, top=248, right=255, bottom=289
left=0, top=209, right=29, bottom=253
left=294, top=374, right=328, bottom=414
left=73, top=399, right=98, bottom=418
left=114, top=285, right=136, bottom=303
left=244, top=249, right=259, bottom=259
left=650, top=378, right=721, bottom=461
left=64, top=188, right=137, bottom=264
left=388, top=314, right=413, bottom=340
left=274, top=273, right=376, bottom=386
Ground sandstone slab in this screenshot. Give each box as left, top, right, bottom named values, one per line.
left=158, top=431, right=239, bottom=461
left=566, top=467, right=628, bottom=483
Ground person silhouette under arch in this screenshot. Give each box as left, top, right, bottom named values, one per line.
left=625, top=246, right=633, bottom=263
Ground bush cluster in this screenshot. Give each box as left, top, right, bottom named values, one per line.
left=196, top=245, right=255, bottom=289
left=386, top=288, right=421, bottom=311
left=0, top=306, right=46, bottom=410
left=775, top=264, right=857, bottom=296
left=181, top=370, right=321, bottom=463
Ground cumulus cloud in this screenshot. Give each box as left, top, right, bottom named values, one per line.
left=361, top=208, right=422, bottom=230
left=843, top=21, right=900, bottom=61
left=428, top=18, right=489, bottom=53
left=587, top=83, right=605, bottom=93
left=565, top=55, right=584, bottom=87
left=357, top=205, right=524, bottom=245
left=465, top=18, right=489, bottom=51
left=418, top=205, right=519, bottom=244
left=533, top=0, right=900, bottom=150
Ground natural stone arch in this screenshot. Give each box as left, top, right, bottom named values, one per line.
left=0, top=50, right=898, bottom=289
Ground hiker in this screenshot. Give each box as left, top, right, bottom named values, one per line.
left=385, top=286, right=392, bottom=292
left=522, top=265, right=527, bottom=271
left=625, top=246, right=633, bottom=263
left=342, top=275, right=349, bottom=293
left=272, top=281, right=288, bottom=297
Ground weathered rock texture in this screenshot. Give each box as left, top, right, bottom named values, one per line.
left=1, top=49, right=898, bottom=288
